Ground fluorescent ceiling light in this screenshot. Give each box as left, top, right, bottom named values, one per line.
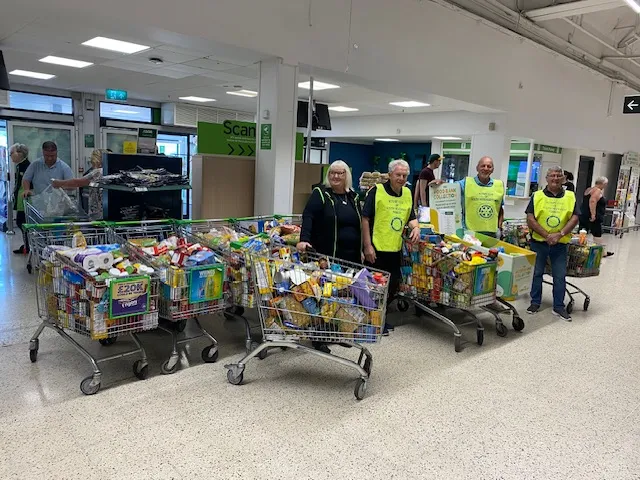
left=433, top=136, right=462, bottom=140
left=113, top=109, right=139, bottom=114
left=298, top=81, right=340, bottom=91
left=39, top=56, right=93, bottom=68
left=328, top=106, right=359, bottom=112
left=375, top=138, right=399, bottom=142
left=389, top=101, right=431, bottom=107
left=179, top=96, right=216, bottom=103
left=82, top=36, right=150, bottom=54
left=226, top=90, right=258, bottom=97
left=623, top=0, right=640, bottom=13
left=9, top=69, right=55, bottom=80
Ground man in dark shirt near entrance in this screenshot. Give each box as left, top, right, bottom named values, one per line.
left=414, top=153, right=444, bottom=209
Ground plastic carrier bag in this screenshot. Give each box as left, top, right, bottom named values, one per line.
left=29, top=185, right=82, bottom=219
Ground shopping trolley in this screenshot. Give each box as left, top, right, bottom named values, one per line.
left=24, top=196, right=90, bottom=274
left=109, top=220, right=226, bottom=374
left=399, top=236, right=498, bottom=352
left=225, top=249, right=390, bottom=400
left=546, top=243, right=603, bottom=313
left=179, top=218, right=270, bottom=356
left=26, top=222, right=159, bottom=395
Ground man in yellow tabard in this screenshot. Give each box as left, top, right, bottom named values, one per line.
left=362, top=159, right=420, bottom=332
left=525, top=165, right=579, bottom=321
left=458, top=156, right=504, bottom=238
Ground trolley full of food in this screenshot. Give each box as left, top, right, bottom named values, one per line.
left=398, top=233, right=499, bottom=352
left=178, top=219, right=273, bottom=355
left=26, top=222, right=159, bottom=395
left=109, top=221, right=227, bottom=374
left=224, top=247, right=390, bottom=400
left=502, top=219, right=603, bottom=314
left=24, top=188, right=90, bottom=274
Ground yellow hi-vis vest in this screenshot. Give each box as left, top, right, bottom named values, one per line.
left=531, top=190, right=576, bottom=244
left=464, top=177, right=504, bottom=233
left=372, top=183, right=412, bottom=252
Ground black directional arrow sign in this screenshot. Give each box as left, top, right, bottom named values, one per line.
left=623, top=95, right=640, bottom=114
left=226, top=142, right=255, bottom=156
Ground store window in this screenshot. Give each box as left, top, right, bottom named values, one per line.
left=442, top=154, right=470, bottom=182
left=100, top=102, right=152, bottom=123
left=8, top=91, right=73, bottom=115
left=506, top=142, right=542, bottom=196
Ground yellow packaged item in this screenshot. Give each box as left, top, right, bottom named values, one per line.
left=370, top=309, right=383, bottom=327
left=276, top=296, right=310, bottom=328
left=323, top=282, right=333, bottom=297
left=320, top=300, right=340, bottom=320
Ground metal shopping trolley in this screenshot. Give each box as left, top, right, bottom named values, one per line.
left=109, top=220, right=226, bottom=374
left=24, top=195, right=90, bottom=274
left=224, top=249, right=390, bottom=400
left=399, top=236, right=499, bottom=352
left=26, top=222, right=159, bottom=395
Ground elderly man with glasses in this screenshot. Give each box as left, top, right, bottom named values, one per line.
left=525, top=165, right=580, bottom=321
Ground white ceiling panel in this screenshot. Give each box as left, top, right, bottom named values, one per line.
left=183, top=58, right=242, bottom=71
left=146, top=67, right=196, bottom=79
left=103, top=60, right=158, bottom=73
left=130, top=46, right=201, bottom=64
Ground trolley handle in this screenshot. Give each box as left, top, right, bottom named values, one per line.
left=23, top=221, right=107, bottom=230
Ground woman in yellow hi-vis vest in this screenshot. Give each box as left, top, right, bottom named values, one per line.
left=459, top=156, right=505, bottom=237
left=525, top=166, right=579, bottom=321
left=362, top=159, right=420, bottom=333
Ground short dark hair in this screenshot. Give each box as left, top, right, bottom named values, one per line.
left=563, top=170, right=574, bottom=181
left=428, top=153, right=442, bottom=165
left=42, top=141, right=57, bottom=151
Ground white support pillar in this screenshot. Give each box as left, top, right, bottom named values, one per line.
left=255, top=58, right=298, bottom=215
left=469, top=134, right=511, bottom=182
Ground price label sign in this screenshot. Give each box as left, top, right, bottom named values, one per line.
left=109, top=275, right=151, bottom=318
left=189, top=265, right=224, bottom=304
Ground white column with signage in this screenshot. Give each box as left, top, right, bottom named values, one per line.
left=255, top=58, right=298, bottom=215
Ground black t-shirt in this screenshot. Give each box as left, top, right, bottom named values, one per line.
left=525, top=187, right=581, bottom=216
left=417, top=166, right=436, bottom=206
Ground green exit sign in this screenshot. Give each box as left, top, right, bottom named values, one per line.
left=106, top=89, right=128, bottom=101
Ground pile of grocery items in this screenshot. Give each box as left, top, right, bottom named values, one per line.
left=253, top=247, right=389, bottom=342
left=41, top=231, right=158, bottom=339
left=358, top=171, right=389, bottom=192
left=401, top=234, right=498, bottom=308
left=502, top=222, right=530, bottom=248
left=101, top=167, right=189, bottom=188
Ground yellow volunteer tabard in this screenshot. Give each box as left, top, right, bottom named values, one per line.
left=464, top=178, right=504, bottom=233
left=372, top=183, right=412, bottom=252
left=531, top=190, right=576, bottom=243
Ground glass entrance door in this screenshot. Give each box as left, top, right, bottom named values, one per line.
left=100, top=128, right=138, bottom=154
left=9, top=121, right=76, bottom=174
left=158, top=133, right=191, bottom=218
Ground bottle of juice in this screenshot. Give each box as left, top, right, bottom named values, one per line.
left=579, top=229, right=587, bottom=245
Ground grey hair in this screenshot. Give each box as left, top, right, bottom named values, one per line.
left=594, top=176, right=608, bottom=185
left=388, top=159, right=410, bottom=174
left=10, top=143, right=29, bottom=160
left=323, top=160, right=353, bottom=191
left=546, top=165, right=563, bottom=175
left=477, top=156, right=494, bottom=167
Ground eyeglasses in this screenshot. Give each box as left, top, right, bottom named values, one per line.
left=329, top=171, right=346, bottom=177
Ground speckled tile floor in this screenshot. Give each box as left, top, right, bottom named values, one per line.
left=0, top=230, right=638, bottom=479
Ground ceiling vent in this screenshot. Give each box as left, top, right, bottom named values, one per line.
left=161, top=103, right=255, bottom=127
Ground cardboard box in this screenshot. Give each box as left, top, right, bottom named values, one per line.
left=474, top=233, right=536, bottom=300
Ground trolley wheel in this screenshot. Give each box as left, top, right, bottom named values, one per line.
left=201, top=345, right=219, bottom=363
left=583, top=297, right=590, bottom=311
left=99, top=337, right=117, bottom=346
left=161, top=359, right=179, bottom=375
left=512, top=316, right=525, bottom=332
left=29, top=349, right=38, bottom=363
left=132, top=360, right=149, bottom=380
left=496, top=323, right=508, bottom=338
left=363, top=356, right=372, bottom=376
left=233, top=306, right=245, bottom=316
left=567, top=301, right=574, bottom=315
left=354, top=378, right=367, bottom=400
left=454, top=335, right=462, bottom=353
left=257, top=346, right=269, bottom=360
left=397, top=299, right=409, bottom=312
left=26, top=264, right=32, bottom=274
left=174, top=319, right=188, bottom=332
left=227, top=369, right=244, bottom=385
left=80, top=376, right=101, bottom=395
left=477, top=329, right=484, bottom=345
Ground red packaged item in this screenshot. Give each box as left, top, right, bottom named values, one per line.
left=177, top=237, right=188, bottom=249
left=154, top=244, right=169, bottom=256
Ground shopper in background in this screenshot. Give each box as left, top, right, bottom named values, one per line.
left=525, top=165, right=580, bottom=321
left=22, top=141, right=73, bottom=197
left=10, top=143, right=30, bottom=254
left=363, top=159, right=420, bottom=332
left=579, top=176, right=614, bottom=257
left=458, top=156, right=504, bottom=238
left=563, top=171, right=576, bottom=192
left=297, top=160, right=362, bottom=353
left=52, top=149, right=108, bottom=220
left=414, top=153, right=444, bottom=209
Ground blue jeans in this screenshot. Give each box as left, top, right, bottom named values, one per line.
left=529, top=240, right=568, bottom=310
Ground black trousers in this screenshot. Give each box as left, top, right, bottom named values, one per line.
left=15, top=211, right=28, bottom=249
left=368, top=250, right=402, bottom=304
